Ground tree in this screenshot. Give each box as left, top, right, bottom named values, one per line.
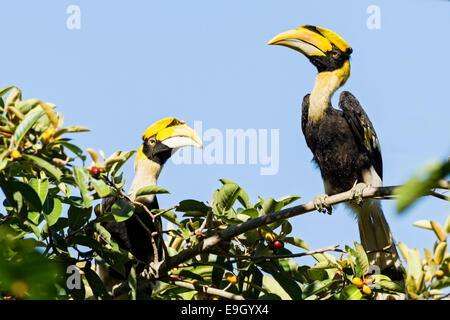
left=0, top=86, right=448, bottom=300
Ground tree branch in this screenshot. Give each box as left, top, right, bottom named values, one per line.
left=154, top=183, right=448, bottom=279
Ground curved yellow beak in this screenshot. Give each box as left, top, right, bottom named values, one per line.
left=268, top=25, right=351, bottom=57
left=142, top=117, right=203, bottom=149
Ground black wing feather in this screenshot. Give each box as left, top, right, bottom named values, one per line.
left=339, top=91, right=383, bottom=179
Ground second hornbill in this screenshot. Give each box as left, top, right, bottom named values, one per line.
left=268, top=25, right=404, bottom=283
left=99, top=118, right=202, bottom=295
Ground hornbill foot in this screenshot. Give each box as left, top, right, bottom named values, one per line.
left=349, top=182, right=369, bottom=206
left=313, top=194, right=332, bottom=215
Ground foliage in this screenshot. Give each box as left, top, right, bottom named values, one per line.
left=398, top=217, right=450, bottom=300
left=395, top=159, right=449, bottom=213
left=0, top=87, right=448, bottom=300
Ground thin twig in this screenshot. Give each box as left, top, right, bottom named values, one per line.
left=153, top=204, right=179, bottom=219
left=429, top=190, right=449, bottom=201
left=227, top=245, right=343, bottom=263
left=170, top=280, right=245, bottom=300
left=133, top=213, right=160, bottom=263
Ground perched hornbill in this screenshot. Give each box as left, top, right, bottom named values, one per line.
left=98, top=118, right=202, bottom=296
left=268, top=26, right=404, bottom=286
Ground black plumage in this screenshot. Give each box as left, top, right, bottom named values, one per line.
left=102, top=196, right=162, bottom=267
left=302, top=91, right=382, bottom=194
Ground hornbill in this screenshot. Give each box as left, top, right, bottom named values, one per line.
left=268, top=26, right=404, bottom=286
left=98, top=118, right=202, bottom=296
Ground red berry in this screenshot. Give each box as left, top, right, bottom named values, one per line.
left=169, top=274, right=185, bottom=280
left=195, top=232, right=206, bottom=241
left=273, top=240, right=284, bottom=249
left=89, top=166, right=100, bottom=177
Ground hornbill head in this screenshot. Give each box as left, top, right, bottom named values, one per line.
left=268, top=25, right=353, bottom=85
left=136, top=117, right=202, bottom=168
left=131, top=118, right=202, bottom=197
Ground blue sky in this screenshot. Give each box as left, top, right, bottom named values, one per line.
left=1, top=0, right=449, bottom=266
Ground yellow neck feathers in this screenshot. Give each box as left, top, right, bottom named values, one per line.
left=308, top=60, right=350, bottom=122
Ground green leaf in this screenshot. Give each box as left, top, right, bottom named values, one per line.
left=219, top=178, right=253, bottom=209
left=135, top=185, right=170, bottom=197
left=430, top=276, right=450, bottom=290
left=0, top=86, right=15, bottom=97
left=396, top=160, right=450, bottom=213
left=301, top=279, right=335, bottom=299
left=128, top=265, right=137, bottom=300
left=278, top=258, right=305, bottom=282
left=10, top=180, right=43, bottom=211
left=339, top=285, right=363, bottom=300
left=42, top=196, right=62, bottom=227
left=346, top=245, right=362, bottom=277
left=12, top=109, right=44, bottom=146
left=27, top=211, right=41, bottom=225
left=23, top=154, right=63, bottom=181
left=258, top=293, right=282, bottom=300
left=104, top=150, right=136, bottom=175
left=29, top=177, right=49, bottom=206
left=445, top=215, right=450, bottom=234
left=430, top=221, right=447, bottom=242
left=239, top=208, right=259, bottom=218
left=413, top=220, right=433, bottom=230
left=84, top=268, right=112, bottom=300
left=434, top=241, right=447, bottom=265
left=311, top=254, right=335, bottom=269
left=179, top=270, right=204, bottom=281
left=92, top=223, right=119, bottom=251
left=91, top=178, right=111, bottom=198
left=211, top=255, right=227, bottom=288
left=241, top=266, right=263, bottom=299
left=56, top=141, right=86, bottom=160
left=271, top=272, right=302, bottom=300
left=53, top=126, right=89, bottom=138
left=259, top=198, right=278, bottom=215
left=213, top=182, right=241, bottom=213
left=111, top=198, right=135, bottom=222
left=159, top=210, right=181, bottom=227
left=354, top=242, right=369, bottom=275
left=281, top=220, right=292, bottom=235
left=176, top=199, right=209, bottom=215
left=73, top=166, right=92, bottom=207
left=407, top=249, right=424, bottom=291
left=276, top=195, right=301, bottom=207
left=15, top=99, right=40, bottom=115
left=377, top=280, right=404, bottom=293
left=68, top=205, right=92, bottom=230
left=23, top=220, right=41, bottom=238
left=397, top=242, right=410, bottom=263
left=283, top=237, right=310, bottom=250
left=262, top=275, right=291, bottom=300
left=97, top=249, right=128, bottom=276
left=68, top=235, right=103, bottom=251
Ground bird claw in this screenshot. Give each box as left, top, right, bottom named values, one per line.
left=350, top=182, right=368, bottom=206
left=313, top=194, right=332, bottom=215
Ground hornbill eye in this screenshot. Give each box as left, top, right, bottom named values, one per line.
left=149, top=138, right=156, bottom=145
